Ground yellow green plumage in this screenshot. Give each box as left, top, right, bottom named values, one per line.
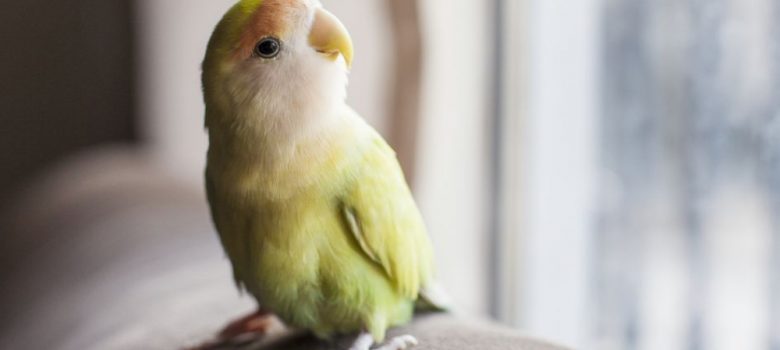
left=202, top=0, right=440, bottom=345
left=206, top=112, right=434, bottom=340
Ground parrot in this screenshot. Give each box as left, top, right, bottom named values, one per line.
left=199, top=0, right=448, bottom=349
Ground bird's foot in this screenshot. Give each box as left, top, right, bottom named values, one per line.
left=217, top=309, right=275, bottom=340
left=348, top=332, right=375, bottom=350
left=184, top=309, right=275, bottom=350
left=374, top=335, right=418, bottom=350
left=348, top=333, right=419, bottom=350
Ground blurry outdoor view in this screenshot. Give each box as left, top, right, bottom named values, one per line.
left=494, top=0, right=780, bottom=349
left=593, top=0, right=780, bottom=349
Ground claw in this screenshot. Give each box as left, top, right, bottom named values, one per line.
left=375, top=335, right=419, bottom=350
left=184, top=309, right=275, bottom=350
left=218, top=309, right=274, bottom=339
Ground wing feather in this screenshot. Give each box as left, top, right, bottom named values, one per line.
left=340, top=138, right=434, bottom=299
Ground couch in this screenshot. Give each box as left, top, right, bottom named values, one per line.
left=0, top=148, right=566, bottom=350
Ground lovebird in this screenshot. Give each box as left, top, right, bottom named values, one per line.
left=200, top=1, right=448, bottom=349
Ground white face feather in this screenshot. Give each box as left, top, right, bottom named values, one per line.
left=216, top=1, right=349, bottom=147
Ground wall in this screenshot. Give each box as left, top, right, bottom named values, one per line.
left=0, top=0, right=136, bottom=201
left=416, top=0, right=494, bottom=315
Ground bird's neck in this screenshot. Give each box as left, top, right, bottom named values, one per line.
left=206, top=105, right=367, bottom=200
left=207, top=103, right=357, bottom=174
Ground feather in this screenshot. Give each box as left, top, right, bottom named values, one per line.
left=202, top=0, right=444, bottom=343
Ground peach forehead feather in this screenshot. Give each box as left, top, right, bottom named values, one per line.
left=231, top=0, right=309, bottom=60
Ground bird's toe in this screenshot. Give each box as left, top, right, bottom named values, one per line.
left=374, top=335, right=418, bottom=350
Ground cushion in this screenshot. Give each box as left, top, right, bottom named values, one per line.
left=0, top=149, right=566, bottom=350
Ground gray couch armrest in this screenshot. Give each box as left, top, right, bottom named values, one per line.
left=0, top=148, right=567, bottom=350
left=243, top=313, right=566, bottom=350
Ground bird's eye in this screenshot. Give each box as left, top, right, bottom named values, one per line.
left=254, top=37, right=281, bottom=59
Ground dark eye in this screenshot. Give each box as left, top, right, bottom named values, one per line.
left=254, top=37, right=281, bottom=59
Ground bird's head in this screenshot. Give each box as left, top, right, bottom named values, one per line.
left=202, top=0, right=354, bottom=134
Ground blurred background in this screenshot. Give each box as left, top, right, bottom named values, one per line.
left=1, top=0, right=778, bottom=349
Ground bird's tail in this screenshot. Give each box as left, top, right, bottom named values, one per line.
left=415, top=282, right=453, bottom=312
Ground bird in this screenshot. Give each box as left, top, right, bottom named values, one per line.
left=199, top=1, right=448, bottom=349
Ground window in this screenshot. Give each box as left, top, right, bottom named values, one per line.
left=492, top=0, right=780, bottom=349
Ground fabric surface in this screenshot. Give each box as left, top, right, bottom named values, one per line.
left=238, top=313, right=567, bottom=350
left=0, top=148, right=567, bottom=350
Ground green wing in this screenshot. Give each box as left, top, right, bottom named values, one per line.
left=340, top=138, right=435, bottom=299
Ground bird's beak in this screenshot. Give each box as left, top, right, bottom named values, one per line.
left=308, top=8, right=354, bottom=68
